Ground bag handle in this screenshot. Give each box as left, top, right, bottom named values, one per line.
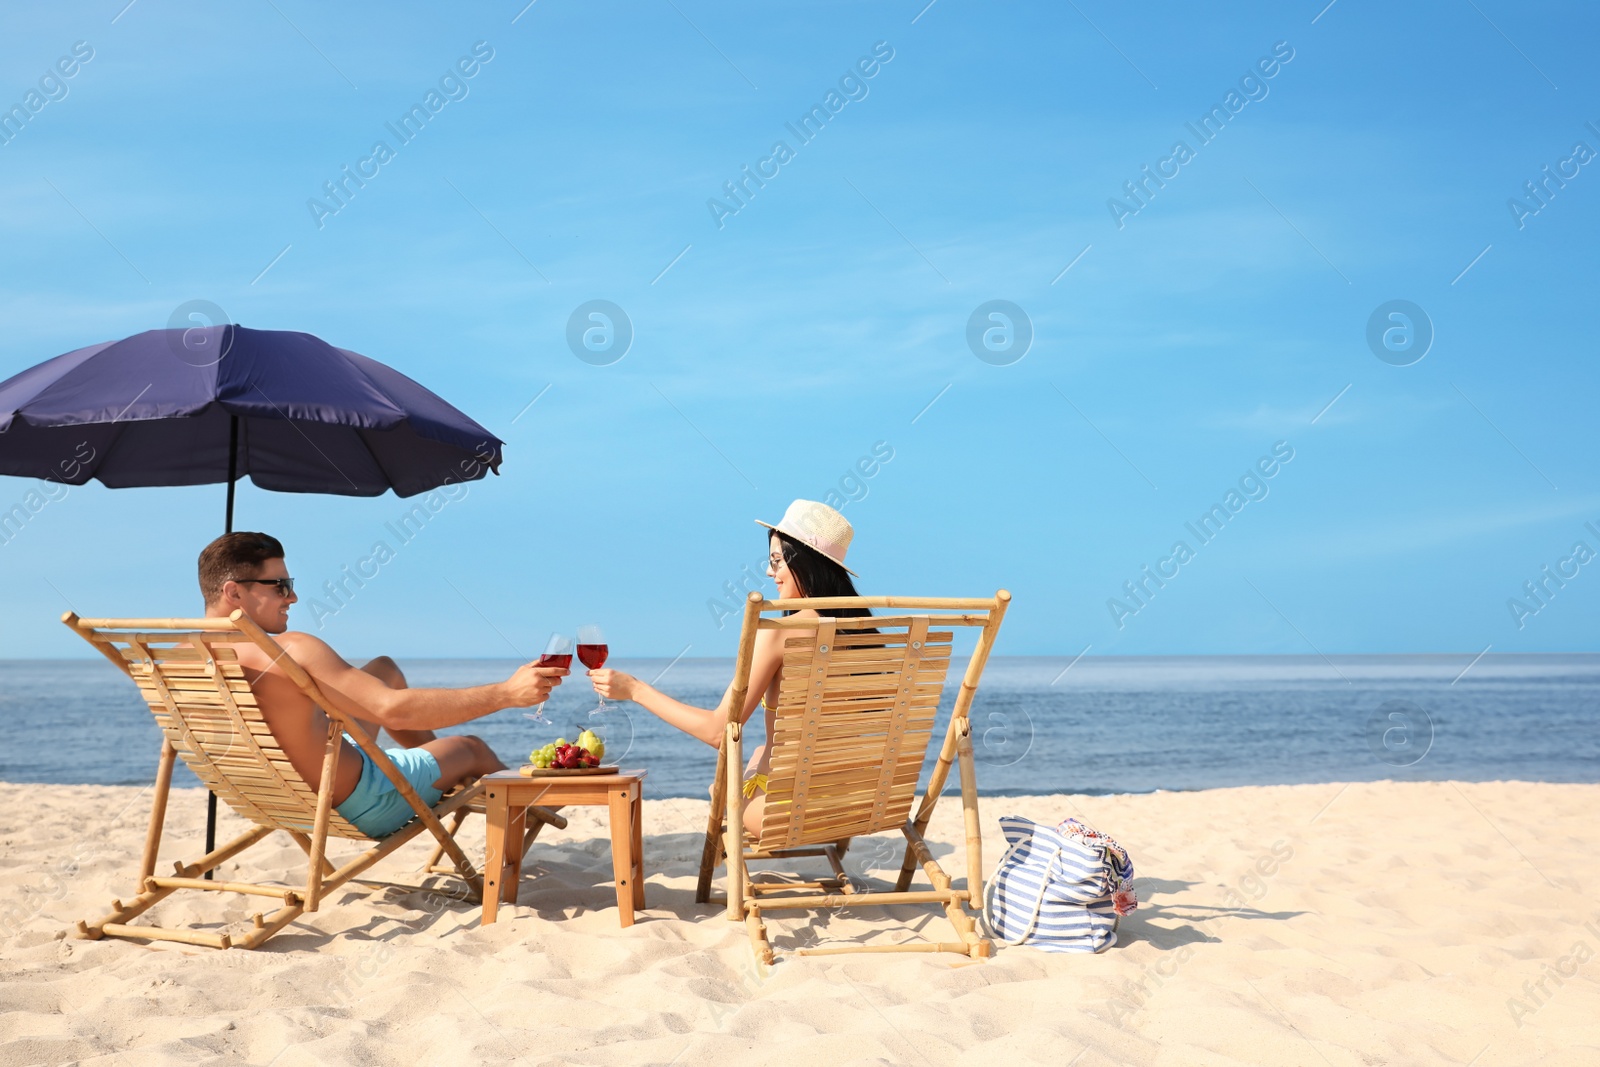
left=984, top=840, right=1063, bottom=947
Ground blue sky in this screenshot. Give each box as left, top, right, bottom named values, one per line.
left=1, top=0, right=1596, bottom=659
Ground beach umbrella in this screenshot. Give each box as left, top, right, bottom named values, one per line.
left=0, top=324, right=506, bottom=861
left=0, top=325, right=503, bottom=515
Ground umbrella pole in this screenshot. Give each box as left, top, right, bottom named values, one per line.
left=205, top=416, right=240, bottom=878
left=225, top=414, right=238, bottom=534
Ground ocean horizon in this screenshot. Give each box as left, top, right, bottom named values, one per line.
left=6, top=653, right=1596, bottom=798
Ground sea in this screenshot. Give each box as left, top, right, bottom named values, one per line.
left=3, top=655, right=1596, bottom=798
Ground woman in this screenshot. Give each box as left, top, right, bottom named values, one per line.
left=589, top=499, right=869, bottom=836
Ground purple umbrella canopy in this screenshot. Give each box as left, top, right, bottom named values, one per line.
left=0, top=325, right=503, bottom=498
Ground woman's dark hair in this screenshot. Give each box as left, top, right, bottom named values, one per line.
left=771, top=530, right=872, bottom=621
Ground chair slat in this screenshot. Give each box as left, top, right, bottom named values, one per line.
left=783, top=629, right=955, bottom=649
left=109, top=635, right=246, bottom=655
left=138, top=663, right=249, bottom=680
left=140, top=676, right=257, bottom=696
left=767, top=761, right=924, bottom=792
left=791, top=683, right=945, bottom=702
left=779, top=619, right=836, bottom=845
left=763, top=612, right=985, bottom=629
left=767, top=738, right=936, bottom=765
left=771, top=711, right=937, bottom=740
left=774, top=682, right=945, bottom=707
left=816, top=646, right=950, bottom=669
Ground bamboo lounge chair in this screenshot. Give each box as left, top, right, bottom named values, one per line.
left=62, top=610, right=562, bottom=950
left=696, top=590, right=1010, bottom=962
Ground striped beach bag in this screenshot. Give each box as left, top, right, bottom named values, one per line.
left=982, top=816, right=1138, bottom=953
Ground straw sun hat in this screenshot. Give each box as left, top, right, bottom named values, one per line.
left=756, top=499, right=858, bottom=576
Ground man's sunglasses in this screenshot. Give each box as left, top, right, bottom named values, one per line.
left=233, top=577, right=296, bottom=596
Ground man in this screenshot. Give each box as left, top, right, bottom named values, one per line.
left=199, top=532, right=566, bottom=838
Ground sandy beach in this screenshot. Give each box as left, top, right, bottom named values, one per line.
left=1, top=779, right=1596, bottom=1066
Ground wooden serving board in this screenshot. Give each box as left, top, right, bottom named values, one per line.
left=518, top=765, right=619, bottom=777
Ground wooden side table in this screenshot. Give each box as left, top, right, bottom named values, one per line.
left=481, top=769, right=646, bottom=927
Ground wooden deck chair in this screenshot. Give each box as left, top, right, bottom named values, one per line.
left=62, top=610, right=564, bottom=950
left=695, top=590, right=1010, bottom=962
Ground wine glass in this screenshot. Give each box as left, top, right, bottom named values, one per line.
left=522, top=632, right=572, bottom=725
left=577, top=624, right=609, bottom=714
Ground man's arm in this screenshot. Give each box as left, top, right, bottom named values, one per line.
left=384, top=727, right=437, bottom=748
left=277, top=632, right=565, bottom=731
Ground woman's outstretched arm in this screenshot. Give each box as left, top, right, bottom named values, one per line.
left=590, top=629, right=783, bottom=747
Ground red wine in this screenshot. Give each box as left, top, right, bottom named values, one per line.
left=577, top=643, right=609, bottom=670
left=537, top=653, right=573, bottom=668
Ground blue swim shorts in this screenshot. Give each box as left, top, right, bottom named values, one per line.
left=335, top=739, right=444, bottom=839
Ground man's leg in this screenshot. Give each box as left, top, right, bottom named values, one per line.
left=422, top=735, right=505, bottom=792
left=356, top=656, right=436, bottom=748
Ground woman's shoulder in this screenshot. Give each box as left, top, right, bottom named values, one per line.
left=754, top=614, right=818, bottom=651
